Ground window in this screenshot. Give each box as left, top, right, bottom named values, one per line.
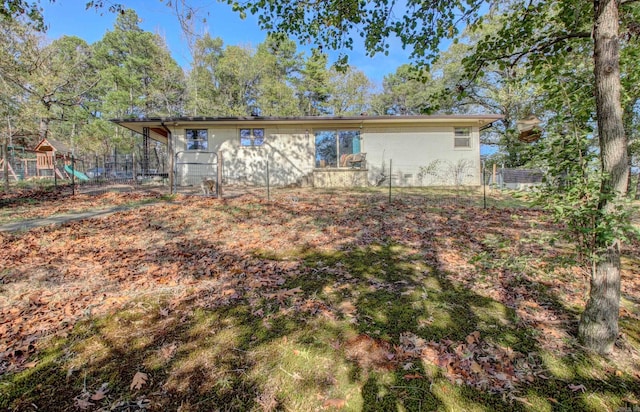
left=186, top=129, right=208, bottom=150
left=315, top=130, right=361, bottom=168
left=240, top=128, right=265, bottom=147
left=454, top=127, right=471, bottom=148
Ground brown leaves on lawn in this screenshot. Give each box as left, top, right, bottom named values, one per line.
left=74, top=382, right=109, bottom=410
left=322, top=398, right=346, bottom=409
left=265, top=287, right=303, bottom=302
left=0, top=187, right=638, bottom=403
left=0, top=186, right=166, bottom=224
left=398, top=331, right=544, bottom=394
left=344, top=334, right=396, bottom=371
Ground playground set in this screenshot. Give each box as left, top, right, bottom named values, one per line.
left=1, top=138, right=89, bottom=183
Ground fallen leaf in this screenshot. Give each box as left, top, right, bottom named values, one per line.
left=323, top=398, right=346, bottom=409
left=568, top=383, right=586, bottom=393
left=91, top=383, right=109, bottom=401
left=130, top=371, right=148, bottom=391
left=470, top=361, right=483, bottom=374
left=74, top=398, right=94, bottom=410
left=159, top=343, right=177, bottom=360
left=495, top=372, right=508, bottom=381
left=23, top=361, right=38, bottom=369
left=403, top=373, right=423, bottom=380
left=466, top=331, right=480, bottom=345
left=266, top=287, right=303, bottom=302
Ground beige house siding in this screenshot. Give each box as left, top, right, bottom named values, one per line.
left=363, top=125, right=481, bottom=186
left=169, top=122, right=482, bottom=187
left=171, top=126, right=315, bottom=186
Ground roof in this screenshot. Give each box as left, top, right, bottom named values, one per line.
left=111, top=114, right=504, bottom=144
left=33, top=138, right=72, bottom=154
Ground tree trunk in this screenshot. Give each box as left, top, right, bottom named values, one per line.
left=578, top=0, right=629, bottom=354
left=39, top=117, right=50, bottom=140
left=579, top=245, right=622, bottom=353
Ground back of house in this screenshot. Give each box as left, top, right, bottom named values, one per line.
left=112, top=114, right=502, bottom=189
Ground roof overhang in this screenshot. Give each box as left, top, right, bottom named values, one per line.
left=111, top=120, right=171, bottom=144
left=111, top=115, right=504, bottom=140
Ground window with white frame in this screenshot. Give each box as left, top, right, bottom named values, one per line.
left=454, top=127, right=471, bottom=148
left=186, top=129, right=208, bottom=150
left=240, top=128, right=265, bottom=147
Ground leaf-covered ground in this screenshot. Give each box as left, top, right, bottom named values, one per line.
left=0, top=188, right=638, bottom=411
left=0, top=185, right=167, bottom=226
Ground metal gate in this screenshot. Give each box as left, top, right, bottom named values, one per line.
left=173, top=151, right=219, bottom=195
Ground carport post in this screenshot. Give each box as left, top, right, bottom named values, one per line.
left=132, top=153, right=137, bottom=185
left=167, top=128, right=174, bottom=193
left=172, top=152, right=177, bottom=194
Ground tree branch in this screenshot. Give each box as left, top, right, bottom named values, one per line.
left=504, top=32, right=591, bottom=66
left=463, top=31, right=591, bottom=85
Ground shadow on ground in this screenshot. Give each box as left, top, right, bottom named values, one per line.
left=1, top=191, right=638, bottom=411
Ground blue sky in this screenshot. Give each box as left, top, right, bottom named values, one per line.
left=40, top=0, right=412, bottom=86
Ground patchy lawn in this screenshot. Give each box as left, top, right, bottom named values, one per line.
left=0, top=188, right=638, bottom=411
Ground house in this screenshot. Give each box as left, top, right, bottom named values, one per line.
left=111, top=115, right=502, bottom=189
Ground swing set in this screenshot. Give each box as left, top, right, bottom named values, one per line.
left=1, top=138, right=74, bottom=182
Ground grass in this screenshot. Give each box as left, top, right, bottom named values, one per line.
left=339, top=185, right=534, bottom=210
left=0, top=188, right=638, bottom=411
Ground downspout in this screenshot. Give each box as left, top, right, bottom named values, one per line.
left=160, top=121, right=174, bottom=194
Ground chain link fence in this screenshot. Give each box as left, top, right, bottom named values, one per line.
left=198, top=157, right=535, bottom=209
left=173, top=151, right=219, bottom=196
left=2, top=148, right=548, bottom=209
left=1, top=150, right=170, bottom=196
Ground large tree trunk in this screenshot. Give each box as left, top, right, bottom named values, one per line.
left=39, top=117, right=50, bottom=140
left=578, top=0, right=629, bottom=354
